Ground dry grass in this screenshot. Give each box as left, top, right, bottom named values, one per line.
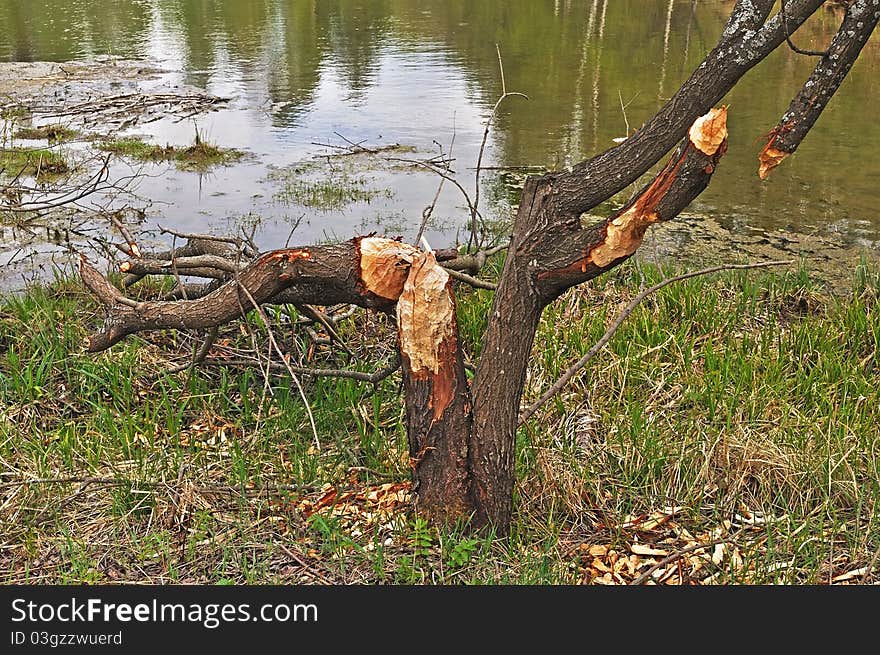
left=1, top=258, right=878, bottom=584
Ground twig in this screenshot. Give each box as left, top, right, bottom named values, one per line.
left=444, top=268, right=497, bottom=291
left=415, top=130, right=456, bottom=246
left=235, top=279, right=321, bottom=450
left=860, top=539, right=880, bottom=585
left=107, top=210, right=141, bottom=258
left=469, top=44, right=529, bottom=253
left=296, top=304, right=355, bottom=358
left=0, top=476, right=129, bottom=491
left=204, top=353, right=401, bottom=384
left=387, top=156, right=482, bottom=225
left=518, top=260, right=793, bottom=425
left=277, top=543, right=334, bottom=584
left=629, top=537, right=732, bottom=586
left=159, top=327, right=219, bottom=377
left=780, top=0, right=828, bottom=57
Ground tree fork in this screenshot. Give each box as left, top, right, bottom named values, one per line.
left=468, top=107, right=729, bottom=532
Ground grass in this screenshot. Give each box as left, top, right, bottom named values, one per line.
left=14, top=124, right=79, bottom=144
left=0, top=147, right=70, bottom=179
left=98, top=133, right=243, bottom=172
left=0, top=259, right=878, bottom=584
left=269, top=162, right=394, bottom=212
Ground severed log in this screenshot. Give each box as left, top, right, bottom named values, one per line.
left=81, top=238, right=422, bottom=352
left=758, top=1, right=880, bottom=179
left=81, top=235, right=476, bottom=523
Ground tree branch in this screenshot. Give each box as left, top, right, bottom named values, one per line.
left=551, top=0, right=826, bottom=218
left=779, top=0, right=829, bottom=57
left=758, top=1, right=880, bottom=179
left=80, top=238, right=411, bottom=352
left=535, top=107, right=730, bottom=300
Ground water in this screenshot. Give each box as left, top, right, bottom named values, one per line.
left=0, top=0, right=878, bottom=285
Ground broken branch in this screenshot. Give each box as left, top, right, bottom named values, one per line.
left=758, top=1, right=879, bottom=179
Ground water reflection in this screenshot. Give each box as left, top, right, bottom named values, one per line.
left=0, top=0, right=877, bottom=249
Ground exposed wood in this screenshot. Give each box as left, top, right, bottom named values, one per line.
left=398, top=251, right=474, bottom=523
left=469, top=106, right=729, bottom=530
left=78, top=0, right=876, bottom=537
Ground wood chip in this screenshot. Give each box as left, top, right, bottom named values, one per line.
left=631, top=543, right=669, bottom=557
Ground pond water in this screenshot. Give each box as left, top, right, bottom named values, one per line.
left=0, top=0, right=878, bottom=286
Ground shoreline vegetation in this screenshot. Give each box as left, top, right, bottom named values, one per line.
left=98, top=134, right=244, bottom=172
left=1, top=259, right=877, bottom=584
left=0, top=41, right=878, bottom=584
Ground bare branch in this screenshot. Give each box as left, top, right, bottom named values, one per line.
left=469, top=44, right=528, bottom=252
left=205, top=353, right=401, bottom=384
left=518, top=260, right=793, bottom=425
left=444, top=268, right=497, bottom=291
left=779, top=0, right=829, bottom=57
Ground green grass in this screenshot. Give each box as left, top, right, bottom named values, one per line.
left=0, top=259, right=878, bottom=584
left=269, top=162, right=394, bottom=211
left=98, top=135, right=243, bottom=172
left=14, top=124, right=79, bottom=144
left=0, top=147, right=69, bottom=178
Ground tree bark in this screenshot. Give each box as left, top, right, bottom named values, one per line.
left=79, top=0, right=878, bottom=536
left=758, top=0, right=880, bottom=179
left=468, top=108, right=729, bottom=530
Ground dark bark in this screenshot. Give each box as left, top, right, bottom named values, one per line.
left=470, top=253, right=545, bottom=529
left=468, top=108, right=729, bottom=530
left=553, top=0, right=825, bottom=217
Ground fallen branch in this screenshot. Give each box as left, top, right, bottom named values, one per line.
left=203, top=353, right=401, bottom=384
left=518, top=259, right=793, bottom=425
left=444, top=268, right=497, bottom=291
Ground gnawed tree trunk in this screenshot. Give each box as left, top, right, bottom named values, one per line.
left=80, top=0, right=877, bottom=535
left=397, top=251, right=473, bottom=523
left=469, top=107, right=730, bottom=528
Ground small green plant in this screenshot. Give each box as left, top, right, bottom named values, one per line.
left=411, top=517, right=434, bottom=558
left=0, top=147, right=69, bottom=178
left=269, top=162, right=393, bottom=211
left=98, top=132, right=242, bottom=171
left=15, top=124, right=78, bottom=143
left=444, top=536, right=480, bottom=570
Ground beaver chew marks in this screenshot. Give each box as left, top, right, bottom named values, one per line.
left=397, top=251, right=455, bottom=377
left=358, top=237, right=421, bottom=300
left=689, top=106, right=728, bottom=156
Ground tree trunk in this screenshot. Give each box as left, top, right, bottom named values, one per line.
left=80, top=0, right=878, bottom=536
